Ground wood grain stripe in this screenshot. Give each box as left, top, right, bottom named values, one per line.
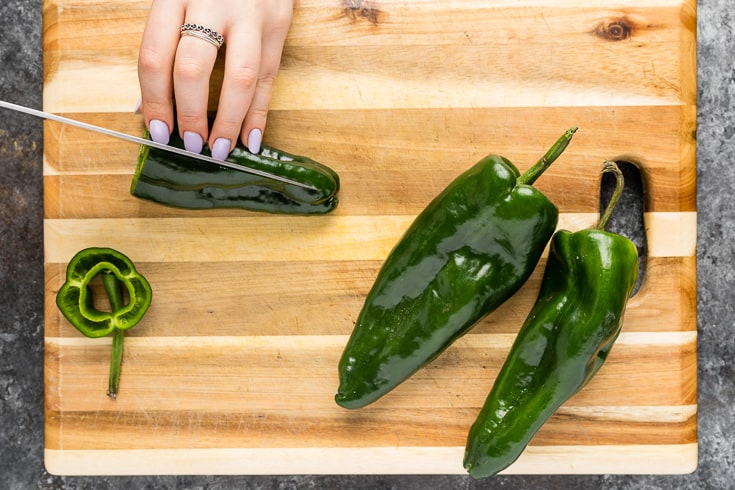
left=42, top=104, right=697, bottom=216
left=44, top=332, right=697, bottom=414
left=45, top=331, right=697, bottom=348
left=43, top=443, right=698, bottom=476
left=42, top=212, right=694, bottom=265
left=43, top=2, right=694, bottom=111
left=44, top=255, right=696, bottom=339
left=43, top=406, right=695, bottom=450
left=43, top=106, right=695, bottom=174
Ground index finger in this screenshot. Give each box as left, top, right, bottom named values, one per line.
left=138, top=0, right=186, bottom=140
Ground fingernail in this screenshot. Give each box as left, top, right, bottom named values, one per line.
left=247, top=128, right=262, bottom=154
left=149, top=120, right=170, bottom=145
left=211, top=138, right=231, bottom=161
left=133, top=96, right=142, bottom=114
left=184, top=131, right=203, bottom=153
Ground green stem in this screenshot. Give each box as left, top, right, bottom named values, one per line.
left=598, top=160, right=625, bottom=231
left=517, top=127, right=578, bottom=185
left=102, top=271, right=125, bottom=399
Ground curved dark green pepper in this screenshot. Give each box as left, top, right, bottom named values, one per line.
left=335, top=128, right=577, bottom=409
left=56, top=247, right=152, bottom=398
left=463, top=161, right=639, bottom=479
left=130, top=127, right=340, bottom=214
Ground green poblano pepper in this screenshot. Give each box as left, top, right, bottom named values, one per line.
left=131, top=127, right=340, bottom=214
left=335, top=128, right=577, bottom=409
left=463, top=161, right=639, bottom=479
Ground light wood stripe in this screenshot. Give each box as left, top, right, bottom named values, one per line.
left=647, top=211, right=697, bottom=257
left=556, top=404, right=697, bottom=423
left=45, top=57, right=684, bottom=113
left=42, top=211, right=695, bottom=264
left=44, top=443, right=697, bottom=476
left=45, top=331, right=697, bottom=348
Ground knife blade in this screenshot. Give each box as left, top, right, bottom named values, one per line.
left=0, top=100, right=318, bottom=191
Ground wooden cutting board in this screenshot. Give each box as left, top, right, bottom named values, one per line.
left=43, top=0, right=697, bottom=476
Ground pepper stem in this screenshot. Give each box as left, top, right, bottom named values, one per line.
left=517, top=127, right=578, bottom=185
left=101, top=271, right=125, bottom=399
left=598, top=160, right=625, bottom=231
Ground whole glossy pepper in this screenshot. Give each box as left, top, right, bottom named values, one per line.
left=131, top=126, right=340, bottom=214
left=335, top=128, right=577, bottom=409
left=56, top=247, right=153, bottom=398
left=463, top=161, right=639, bottom=479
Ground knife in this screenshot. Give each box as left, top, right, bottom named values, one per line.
left=0, top=100, right=317, bottom=191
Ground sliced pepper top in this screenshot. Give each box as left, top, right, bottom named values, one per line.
left=56, top=247, right=153, bottom=338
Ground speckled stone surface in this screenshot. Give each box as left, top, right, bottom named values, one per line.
left=1, top=1, right=732, bottom=488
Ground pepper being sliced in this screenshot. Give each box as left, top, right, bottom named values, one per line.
left=463, top=161, right=639, bottom=479
left=334, top=128, right=577, bottom=409
left=130, top=126, right=340, bottom=214
left=56, top=247, right=153, bottom=398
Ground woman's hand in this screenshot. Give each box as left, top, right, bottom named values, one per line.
left=138, top=0, right=293, bottom=159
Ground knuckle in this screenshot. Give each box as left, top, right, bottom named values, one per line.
left=258, top=72, right=277, bottom=88
left=278, top=10, right=294, bottom=28
left=145, top=99, right=170, bottom=115
left=271, top=2, right=294, bottom=26
left=248, top=106, right=269, bottom=122
left=269, top=16, right=288, bottom=31
left=175, top=57, right=208, bottom=82
left=228, top=65, right=259, bottom=91
left=215, top=117, right=245, bottom=135
left=138, top=47, right=165, bottom=75
left=177, top=112, right=201, bottom=126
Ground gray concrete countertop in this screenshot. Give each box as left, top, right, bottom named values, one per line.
left=2, top=1, right=732, bottom=488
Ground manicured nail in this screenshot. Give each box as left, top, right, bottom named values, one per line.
left=211, top=138, right=231, bottom=161
left=149, top=120, right=170, bottom=145
left=247, top=128, right=262, bottom=154
left=184, top=131, right=203, bottom=153
left=133, top=96, right=142, bottom=114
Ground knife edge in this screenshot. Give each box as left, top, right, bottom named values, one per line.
left=0, top=100, right=319, bottom=191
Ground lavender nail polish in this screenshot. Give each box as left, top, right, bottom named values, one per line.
left=247, top=128, right=262, bottom=154
left=149, top=120, right=170, bottom=145
left=183, top=131, right=203, bottom=154
left=211, top=138, right=231, bottom=161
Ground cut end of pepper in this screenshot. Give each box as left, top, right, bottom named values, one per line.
left=56, top=247, right=152, bottom=337
left=130, top=129, right=153, bottom=194
left=56, top=247, right=152, bottom=399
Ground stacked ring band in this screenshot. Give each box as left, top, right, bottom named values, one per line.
left=180, top=23, right=225, bottom=49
